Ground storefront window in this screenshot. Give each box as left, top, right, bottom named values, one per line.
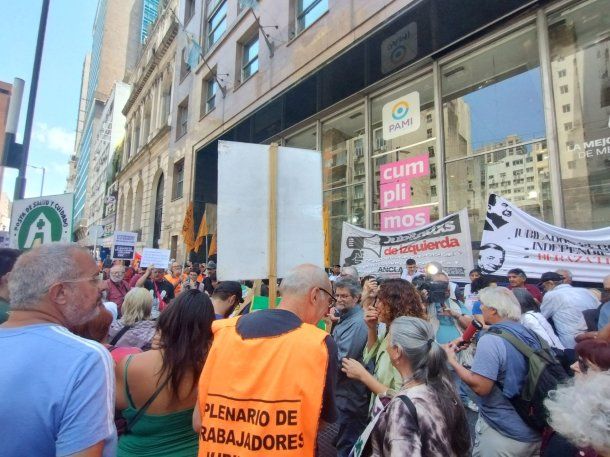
left=548, top=0, right=610, bottom=229
left=441, top=26, right=552, bottom=241
left=322, top=106, right=365, bottom=263
left=285, top=125, right=317, bottom=150
left=370, top=75, right=438, bottom=231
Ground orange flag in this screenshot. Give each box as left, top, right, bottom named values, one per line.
left=208, top=233, right=217, bottom=257
left=182, top=202, right=196, bottom=252
left=194, top=212, right=208, bottom=253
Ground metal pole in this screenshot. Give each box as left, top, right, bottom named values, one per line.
left=14, top=0, right=50, bottom=200
left=40, top=167, right=45, bottom=196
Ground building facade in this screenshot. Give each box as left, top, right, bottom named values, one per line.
left=71, top=0, right=144, bottom=242
left=150, top=0, right=609, bottom=266
left=87, top=81, right=131, bottom=244
left=116, top=0, right=179, bottom=256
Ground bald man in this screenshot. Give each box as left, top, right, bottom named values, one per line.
left=194, top=264, right=338, bottom=456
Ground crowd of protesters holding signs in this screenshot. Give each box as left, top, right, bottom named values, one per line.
left=0, top=243, right=609, bottom=457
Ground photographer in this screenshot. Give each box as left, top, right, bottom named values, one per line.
left=425, top=272, right=470, bottom=344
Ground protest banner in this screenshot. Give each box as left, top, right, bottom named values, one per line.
left=111, top=231, right=137, bottom=260
left=9, top=193, right=73, bottom=249
left=479, top=194, right=610, bottom=282
left=340, top=209, right=473, bottom=281
left=217, top=141, right=323, bottom=287
left=140, top=248, right=170, bottom=269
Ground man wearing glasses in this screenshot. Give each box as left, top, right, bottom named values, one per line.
left=194, top=264, right=338, bottom=457
left=135, top=264, right=175, bottom=313
left=0, top=243, right=116, bottom=457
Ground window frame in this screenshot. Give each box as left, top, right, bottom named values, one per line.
left=296, top=0, right=328, bottom=34
left=172, top=159, right=185, bottom=200
left=205, top=78, right=218, bottom=114
left=177, top=97, right=189, bottom=140
left=241, top=36, right=259, bottom=82
left=184, top=0, right=195, bottom=25
left=207, top=0, right=227, bottom=49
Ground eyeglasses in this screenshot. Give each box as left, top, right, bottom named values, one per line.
left=62, top=275, right=102, bottom=286
left=577, top=357, right=589, bottom=374
left=318, top=287, right=337, bottom=307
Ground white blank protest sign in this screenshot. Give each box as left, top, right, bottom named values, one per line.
left=217, top=141, right=323, bottom=280
left=140, top=248, right=171, bottom=268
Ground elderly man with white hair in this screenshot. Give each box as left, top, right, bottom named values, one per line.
left=0, top=243, right=115, bottom=457
left=444, top=286, right=542, bottom=457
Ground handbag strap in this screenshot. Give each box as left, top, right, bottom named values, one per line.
left=109, top=324, right=132, bottom=346
left=398, top=395, right=420, bottom=433
left=126, top=377, right=170, bottom=433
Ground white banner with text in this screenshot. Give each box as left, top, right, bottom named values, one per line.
left=479, top=194, right=610, bottom=282
left=340, top=209, right=473, bottom=281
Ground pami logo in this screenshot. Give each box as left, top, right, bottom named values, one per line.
left=382, top=91, right=420, bottom=141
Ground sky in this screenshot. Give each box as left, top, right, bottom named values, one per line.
left=0, top=0, right=97, bottom=200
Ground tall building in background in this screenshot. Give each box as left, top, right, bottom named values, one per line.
left=72, top=0, right=143, bottom=243
left=141, top=0, right=160, bottom=43
left=66, top=54, right=91, bottom=193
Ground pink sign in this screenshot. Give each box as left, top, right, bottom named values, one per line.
left=379, top=154, right=430, bottom=184
left=380, top=206, right=431, bottom=232
left=380, top=180, right=411, bottom=209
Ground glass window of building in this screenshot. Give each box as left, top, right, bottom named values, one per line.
left=441, top=26, right=552, bottom=242
left=207, top=0, right=227, bottom=49
left=285, top=125, right=317, bottom=150
left=177, top=97, right=188, bottom=139
left=242, top=37, right=259, bottom=81
left=297, top=0, right=328, bottom=34
left=322, top=106, right=365, bottom=264
left=205, top=78, right=217, bottom=114
left=370, top=75, right=438, bottom=232
left=548, top=0, right=610, bottom=229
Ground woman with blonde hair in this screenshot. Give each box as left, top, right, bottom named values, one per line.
left=107, top=288, right=156, bottom=350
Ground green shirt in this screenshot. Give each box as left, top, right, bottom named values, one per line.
left=363, top=327, right=402, bottom=413
left=0, top=297, right=10, bottom=324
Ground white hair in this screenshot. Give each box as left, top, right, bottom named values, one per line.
left=340, top=266, right=359, bottom=280
left=279, top=264, right=329, bottom=297
left=555, top=269, right=572, bottom=282
left=8, top=243, right=87, bottom=310
left=545, top=371, right=610, bottom=455
left=478, top=286, right=521, bottom=321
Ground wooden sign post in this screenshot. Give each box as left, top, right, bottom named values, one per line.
left=267, top=143, right=278, bottom=306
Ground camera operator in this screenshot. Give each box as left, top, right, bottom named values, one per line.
left=424, top=272, right=470, bottom=344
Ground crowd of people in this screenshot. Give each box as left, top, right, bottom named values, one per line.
left=0, top=245, right=609, bottom=457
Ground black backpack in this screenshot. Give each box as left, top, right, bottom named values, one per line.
left=488, top=327, right=569, bottom=431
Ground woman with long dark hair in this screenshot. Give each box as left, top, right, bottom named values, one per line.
left=358, top=317, right=471, bottom=456
left=342, top=278, right=426, bottom=412
left=115, top=290, right=215, bottom=456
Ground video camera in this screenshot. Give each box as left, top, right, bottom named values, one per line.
left=412, top=274, right=449, bottom=304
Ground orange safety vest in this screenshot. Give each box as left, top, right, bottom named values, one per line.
left=197, top=316, right=328, bottom=457
left=165, top=273, right=183, bottom=294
